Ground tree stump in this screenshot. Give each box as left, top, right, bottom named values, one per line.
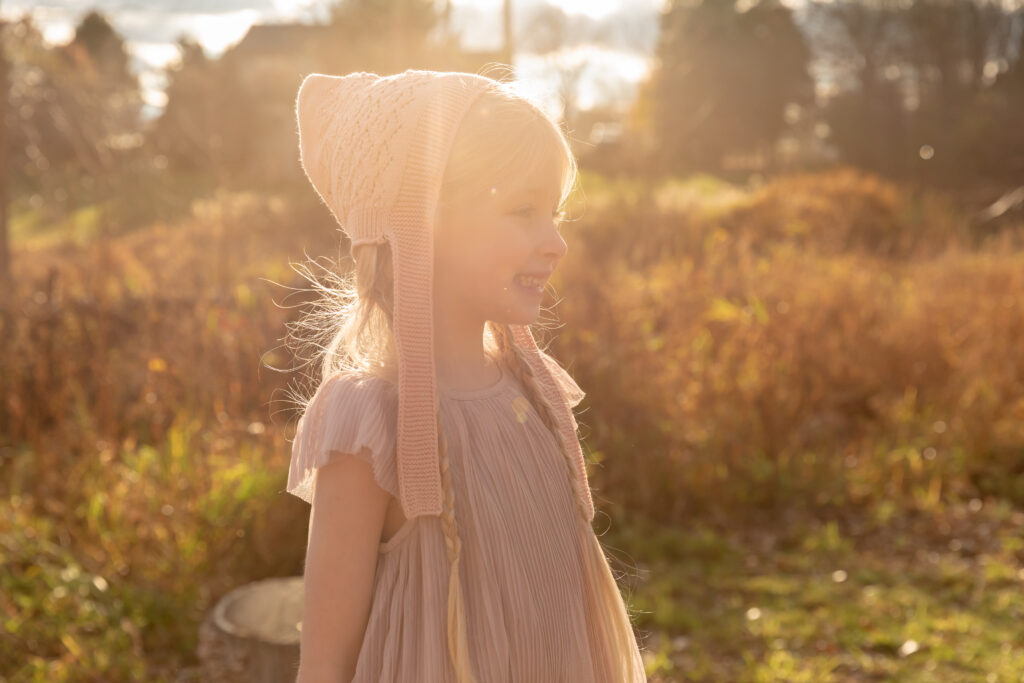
left=198, top=576, right=304, bottom=683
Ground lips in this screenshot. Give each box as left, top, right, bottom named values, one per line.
left=512, top=275, right=544, bottom=298
left=514, top=273, right=547, bottom=288
left=514, top=269, right=553, bottom=283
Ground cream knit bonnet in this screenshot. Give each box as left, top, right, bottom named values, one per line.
left=294, top=69, right=595, bottom=524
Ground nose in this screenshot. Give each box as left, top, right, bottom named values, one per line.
left=541, top=219, right=568, bottom=263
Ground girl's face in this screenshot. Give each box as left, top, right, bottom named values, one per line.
left=434, top=157, right=568, bottom=327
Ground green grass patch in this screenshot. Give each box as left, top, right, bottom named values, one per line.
left=606, top=501, right=1024, bottom=681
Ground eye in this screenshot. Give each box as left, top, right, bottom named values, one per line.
left=510, top=205, right=566, bottom=223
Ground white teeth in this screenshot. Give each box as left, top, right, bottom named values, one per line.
left=515, top=275, right=543, bottom=287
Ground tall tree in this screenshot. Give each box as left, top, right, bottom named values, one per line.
left=641, top=0, right=814, bottom=173
left=519, top=4, right=588, bottom=134
left=72, top=10, right=136, bottom=88
left=0, top=8, right=9, bottom=287
left=899, top=0, right=1020, bottom=181
left=149, top=38, right=224, bottom=174
left=806, top=0, right=1023, bottom=183
left=808, top=0, right=911, bottom=173
left=65, top=10, right=142, bottom=171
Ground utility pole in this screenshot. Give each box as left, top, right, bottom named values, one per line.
left=502, top=0, right=514, bottom=69
left=440, top=0, right=452, bottom=39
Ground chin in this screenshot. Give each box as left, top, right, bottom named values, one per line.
left=489, top=287, right=544, bottom=326
left=492, top=303, right=541, bottom=327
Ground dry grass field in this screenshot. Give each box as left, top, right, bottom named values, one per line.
left=2, top=166, right=1023, bottom=680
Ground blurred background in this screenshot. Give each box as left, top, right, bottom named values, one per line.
left=2, top=0, right=1024, bottom=680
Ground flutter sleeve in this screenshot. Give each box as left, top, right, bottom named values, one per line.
left=286, top=371, right=399, bottom=505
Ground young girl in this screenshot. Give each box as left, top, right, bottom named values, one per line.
left=286, top=68, right=648, bottom=682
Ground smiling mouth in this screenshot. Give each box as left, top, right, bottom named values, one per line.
left=513, top=274, right=545, bottom=296
left=514, top=271, right=549, bottom=285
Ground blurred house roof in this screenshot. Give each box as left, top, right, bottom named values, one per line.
left=226, top=23, right=332, bottom=63
left=224, top=21, right=503, bottom=77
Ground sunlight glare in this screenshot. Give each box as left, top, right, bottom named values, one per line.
left=187, top=9, right=263, bottom=57
left=453, top=0, right=622, bottom=19
left=41, top=21, right=74, bottom=46
left=554, top=0, right=620, bottom=18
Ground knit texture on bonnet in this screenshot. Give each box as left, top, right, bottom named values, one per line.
left=294, top=69, right=595, bottom=523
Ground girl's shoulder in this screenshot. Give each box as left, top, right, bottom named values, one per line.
left=298, top=369, right=399, bottom=432
left=286, top=369, right=400, bottom=505
left=314, top=368, right=398, bottom=406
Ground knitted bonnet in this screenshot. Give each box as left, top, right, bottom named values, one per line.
left=294, top=69, right=595, bottom=523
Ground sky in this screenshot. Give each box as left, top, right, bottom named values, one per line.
left=1, top=0, right=667, bottom=120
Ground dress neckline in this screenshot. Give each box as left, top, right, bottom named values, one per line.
left=438, top=359, right=514, bottom=401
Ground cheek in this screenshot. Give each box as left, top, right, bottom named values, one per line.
left=436, top=234, right=503, bottom=285
left=469, top=246, right=515, bottom=284
left=435, top=212, right=529, bottom=283
left=462, top=222, right=522, bottom=267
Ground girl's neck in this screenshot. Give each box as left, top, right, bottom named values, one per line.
left=435, top=347, right=500, bottom=395
left=432, top=308, right=498, bottom=393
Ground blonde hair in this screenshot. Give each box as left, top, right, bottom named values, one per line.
left=287, top=72, right=608, bottom=681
